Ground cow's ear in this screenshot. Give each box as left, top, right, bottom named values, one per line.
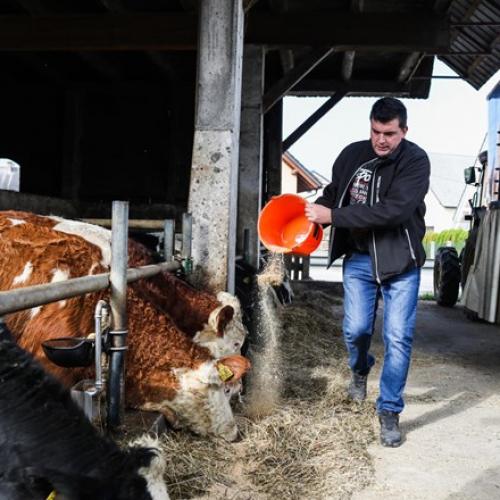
left=208, top=304, right=234, bottom=337
left=216, top=355, right=251, bottom=382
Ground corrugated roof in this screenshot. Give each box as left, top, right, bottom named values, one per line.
left=439, top=0, right=500, bottom=90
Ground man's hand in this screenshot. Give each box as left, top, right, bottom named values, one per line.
left=305, top=203, right=332, bottom=224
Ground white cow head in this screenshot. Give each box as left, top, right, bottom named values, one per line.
left=193, top=292, right=248, bottom=357
left=140, top=355, right=251, bottom=442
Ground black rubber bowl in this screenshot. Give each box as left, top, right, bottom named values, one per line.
left=42, top=337, right=95, bottom=368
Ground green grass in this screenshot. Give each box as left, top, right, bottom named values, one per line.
left=419, top=292, right=435, bottom=301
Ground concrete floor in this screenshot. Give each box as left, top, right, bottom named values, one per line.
left=353, top=301, right=500, bottom=499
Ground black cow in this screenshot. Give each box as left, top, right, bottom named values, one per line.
left=0, top=330, right=169, bottom=500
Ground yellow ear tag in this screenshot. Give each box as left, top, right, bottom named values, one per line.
left=217, top=363, right=234, bottom=382
left=46, top=491, right=57, bottom=500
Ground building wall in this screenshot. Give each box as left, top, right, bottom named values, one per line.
left=281, top=161, right=298, bottom=193
left=424, top=189, right=466, bottom=232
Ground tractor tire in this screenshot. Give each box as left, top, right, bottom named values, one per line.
left=433, top=247, right=461, bottom=307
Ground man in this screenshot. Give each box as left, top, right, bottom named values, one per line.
left=305, top=97, right=430, bottom=447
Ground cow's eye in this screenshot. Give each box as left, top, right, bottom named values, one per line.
left=224, top=386, right=231, bottom=396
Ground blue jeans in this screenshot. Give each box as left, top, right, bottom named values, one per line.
left=342, top=253, right=420, bottom=414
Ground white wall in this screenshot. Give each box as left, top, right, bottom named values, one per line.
left=281, top=162, right=298, bottom=193
left=424, top=189, right=468, bottom=232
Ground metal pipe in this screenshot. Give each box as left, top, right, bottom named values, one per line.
left=182, top=212, right=193, bottom=274
left=0, top=261, right=182, bottom=317
left=243, top=228, right=250, bottom=264
left=0, top=273, right=109, bottom=316
left=80, top=218, right=172, bottom=230
left=108, top=201, right=129, bottom=429
left=94, top=300, right=109, bottom=391
left=182, top=213, right=192, bottom=259
left=163, top=219, right=175, bottom=261
left=127, top=261, right=181, bottom=281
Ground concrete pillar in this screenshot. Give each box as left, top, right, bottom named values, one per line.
left=264, top=98, right=283, bottom=202
left=237, top=45, right=265, bottom=270
left=188, top=0, right=244, bottom=294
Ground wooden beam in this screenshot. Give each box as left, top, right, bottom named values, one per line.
left=290, top=78, right=411, bottom=96
left=0, top=14, right=198, bottom=51
left=341, top=51, right=356, bottom=81
left=0, top=13, right=450, bottom=52
left=280, top=48, right=294, bottom=73
left=263, top=47, right=334, bottom=113
left=282, top=91, right=346, bottom=151
left=243, top=0, right=260, bottom=12
left=246, top=12, right=450, bottom=51
left=398, top=52, right=422, bottom=82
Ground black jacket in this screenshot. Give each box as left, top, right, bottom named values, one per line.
left=315, top=139, right=430, bottom=283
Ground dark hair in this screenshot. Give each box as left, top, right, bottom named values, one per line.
left=370, top=97, right=407, bottom=129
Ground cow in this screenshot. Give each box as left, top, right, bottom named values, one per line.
left=0, top=211, right=250, bottom=441
left=127, top=239, right=247, bottom=357
left=0, top=324, right=169, bottom=500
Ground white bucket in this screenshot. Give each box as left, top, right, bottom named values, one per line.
left=0, top=159, right=20, bottom=191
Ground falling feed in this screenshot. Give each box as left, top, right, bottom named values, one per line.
left=245, top=252, right=285, bottom=418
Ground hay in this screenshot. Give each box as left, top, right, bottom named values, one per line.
left=256, top=253, right=286, bottom=287
left=245, top=254, right=286, bottom=418
left=155, top=278, right=376, bottom=499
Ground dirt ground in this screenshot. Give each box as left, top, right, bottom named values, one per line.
left=354, top=299, right=500, bottom=500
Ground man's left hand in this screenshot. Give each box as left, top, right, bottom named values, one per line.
left=305, top=203, right=332, bottom=224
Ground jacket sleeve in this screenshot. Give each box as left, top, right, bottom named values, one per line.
left=331, top=152, right=430, bottom=229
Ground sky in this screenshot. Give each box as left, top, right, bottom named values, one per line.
left=283, top=59, right=500, bottom=180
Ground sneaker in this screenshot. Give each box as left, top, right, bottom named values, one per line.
left=379, top=410, right=402, bottom=447
left=347, top=372, right=368, bottom=401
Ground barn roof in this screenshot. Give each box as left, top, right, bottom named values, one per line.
left=0, top=0, right=495, bottom=98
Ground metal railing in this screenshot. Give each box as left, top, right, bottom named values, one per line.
left=0, top=201, right=188, bottom=428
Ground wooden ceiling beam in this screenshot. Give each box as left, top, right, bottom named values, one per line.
left=263, top=47, right=334, bottom=113
left=282, top=91, right=346, bottom=151
left=290, top=79, right=411, bottom=96
left=0, top=13, right=450, bottom=52
left=398, top=52, right=423, bottom=82
left=341, top=51, right=356, bottom=81
left=248, top=12, right=450, bottom=51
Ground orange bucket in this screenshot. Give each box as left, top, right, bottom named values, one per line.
left=258, top=194, right=323, bottom=255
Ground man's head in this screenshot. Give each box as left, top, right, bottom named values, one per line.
left=369, top=97, right=408, bottom=157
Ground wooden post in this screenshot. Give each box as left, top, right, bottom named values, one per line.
left=264, top=98, right=283, bottom=202
left=237, top=45, right=265, bottom=269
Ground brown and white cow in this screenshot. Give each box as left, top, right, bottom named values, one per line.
left=0, top=211, right=250, bottom=441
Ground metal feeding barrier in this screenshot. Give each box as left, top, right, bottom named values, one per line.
left=0, top=201, right=191, bottom=429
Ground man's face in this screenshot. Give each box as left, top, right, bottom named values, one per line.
left=370, top=118, right=407, bottom=157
